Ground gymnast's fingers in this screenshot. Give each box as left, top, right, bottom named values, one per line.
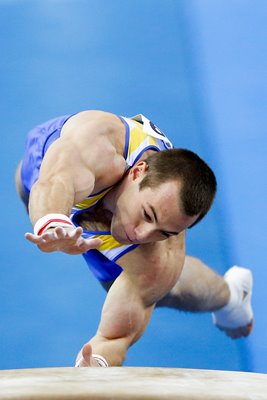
left=78, top=237, right=102, bottom=251
left=69, top=226, right=84, bottom=240
left=25, top=232, right=42, bottom=244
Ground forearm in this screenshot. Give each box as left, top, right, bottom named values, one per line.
left=29, top=177, right=75, bottom=226
left=25, top=163, right=101, bottom=254
left=76, top=304, right=153, bottom=368
left=87, top=334, right=130, bottom=366
left=76, top=273, right=155, bottom=367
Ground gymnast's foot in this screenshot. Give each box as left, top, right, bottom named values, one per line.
left=212, top=266, right=253, bottom=339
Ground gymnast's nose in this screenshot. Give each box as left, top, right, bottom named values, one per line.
left=133, top=222, right=156, bottom=242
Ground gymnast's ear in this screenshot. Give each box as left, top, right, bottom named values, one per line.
left=129, top=161, right=148, bottom=181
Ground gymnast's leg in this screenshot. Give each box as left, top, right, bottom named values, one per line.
left=157, top=256, right=253, bottom=339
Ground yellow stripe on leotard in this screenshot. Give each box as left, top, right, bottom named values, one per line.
left=127, top=120, right=158, bottom=152
left=124, top=119, right=159, bottom=168
left=96, top=234, right=136, bottom=260
left=73, top=187, right=112, bottom=211
left=97, top=234, right=122, bottom=251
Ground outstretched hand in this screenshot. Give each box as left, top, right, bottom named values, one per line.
left=25, top=226, right=102, bottom=254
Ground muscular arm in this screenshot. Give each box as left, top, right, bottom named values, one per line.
left=77, top=233, right=185, bottom=366
left=29, top=138, right=95, bottom=224
left=29, top=112, right=125, bottom=225
left=88, top=273, right=155, bottom=366
left=26, top=111, right=126, bottom=254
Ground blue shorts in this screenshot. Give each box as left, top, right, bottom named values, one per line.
left=21, top=114, right=74, bottom=193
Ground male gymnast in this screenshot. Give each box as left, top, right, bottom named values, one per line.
left=15, top=110, right=253, bottom=367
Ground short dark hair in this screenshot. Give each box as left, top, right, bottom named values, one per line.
left=139, top=148, right=217, bottom=227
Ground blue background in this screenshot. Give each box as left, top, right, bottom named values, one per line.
left=0, top=0, right=266, bottom=372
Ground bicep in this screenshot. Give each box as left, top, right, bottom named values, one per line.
left=39, top=124, right=125, bottom=201
left=37, top=136, right=96, bottom=203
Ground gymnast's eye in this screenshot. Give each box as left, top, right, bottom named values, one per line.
left=144, top=210, right=152, bottom=222
left=160, top=231, right=171, bottom=238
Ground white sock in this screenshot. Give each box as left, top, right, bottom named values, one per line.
left=212, top=266, right=253, bottom=329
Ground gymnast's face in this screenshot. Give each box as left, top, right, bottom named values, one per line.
left=109, top=161, right=199, bottom=244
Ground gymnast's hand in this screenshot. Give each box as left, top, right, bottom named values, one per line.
left=75, top=342, right=108, bottom=367
left=75, top=343, right=96, bottom=367
left=25, top=226, right=102, bottom=255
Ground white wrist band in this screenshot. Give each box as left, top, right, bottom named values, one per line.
left=75, top=354, right=109, bottom=368
left=92, top=354, right=109, bottom=367
left=75, top=357, right=83, bottom=367
left=33, top=213, right=74, bottom=236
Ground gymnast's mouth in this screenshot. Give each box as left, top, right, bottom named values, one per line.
left=125, top=232, right=134, bottom=243
left=111, top=229, right=134, bottom=244
left=125, top=227, right=139, bottom=243
left=111, top=225, right=138, bottom=244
